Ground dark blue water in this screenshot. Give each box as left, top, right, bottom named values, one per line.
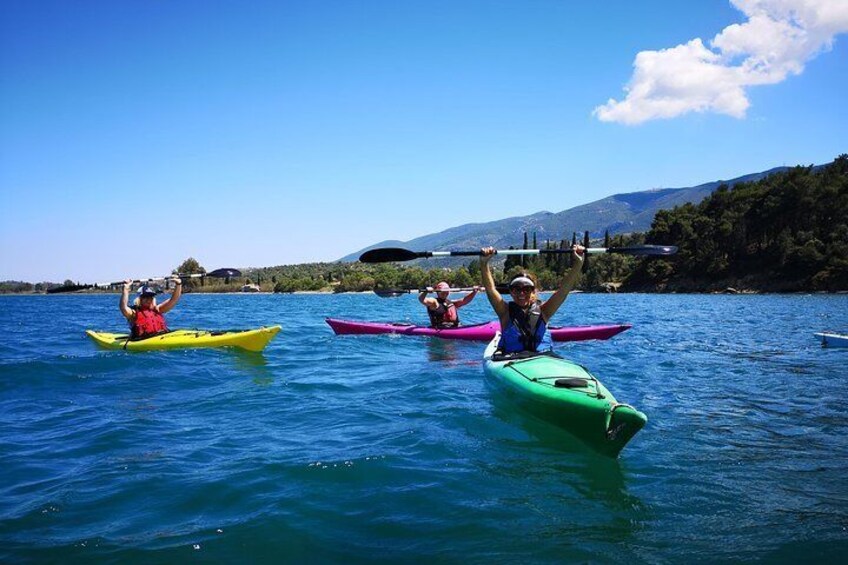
left=1, top=293, right=847, bottom=562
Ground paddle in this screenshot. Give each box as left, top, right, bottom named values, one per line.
left=46, top=268, right=242, bottom=294
left=373, top=285, right=508, bottom=298
left=359, top=245, right=678, bottom=263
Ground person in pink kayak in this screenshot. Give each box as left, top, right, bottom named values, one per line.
left=479, top=245, right=584, bottom=353
left=120, top=277, right=182, bottom=338
left=419, top=282, right=479, bottom=329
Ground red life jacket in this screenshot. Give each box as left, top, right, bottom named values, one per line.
left=131, top=307, right=168, bottom=338
left=427, top=298, right=459, bottom=328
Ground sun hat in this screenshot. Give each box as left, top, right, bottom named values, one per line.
left=434, top=281, right=451, bottom=291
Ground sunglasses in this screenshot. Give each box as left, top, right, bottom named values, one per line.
left=510, top=285, right=534, bottom=294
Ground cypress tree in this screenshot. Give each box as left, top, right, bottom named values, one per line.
left=503, top=245, right=517, bottom=273
left=531, top=232, right=538, bottom=270
left=558, top=239, right=568, bottom=275
left=522, top=232, right=528, bottom=268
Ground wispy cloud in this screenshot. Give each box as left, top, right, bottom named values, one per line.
left=593, top=0, right=848, bottom=125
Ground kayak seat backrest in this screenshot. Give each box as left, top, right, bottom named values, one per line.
left=554, top=378, right=589, bottom=389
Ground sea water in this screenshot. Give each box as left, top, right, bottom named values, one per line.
left=1, top=293, right=847, bottom=562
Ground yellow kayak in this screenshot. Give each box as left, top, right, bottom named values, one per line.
left=85, top=326, right=281, bottom=352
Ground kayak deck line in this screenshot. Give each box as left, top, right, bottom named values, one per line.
left=503, top=358, right=607, bottom=400
left=99, top=328, right=264, bottom=342
left=505, top=360, right=642, bottom=428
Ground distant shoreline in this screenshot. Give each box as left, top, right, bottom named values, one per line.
left=2, top=289, right=846, bottom=297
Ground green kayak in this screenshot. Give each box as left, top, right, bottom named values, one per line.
left=483, top=334, right=646, bottom=457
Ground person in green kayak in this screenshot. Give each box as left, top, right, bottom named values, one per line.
left=419, top=282, right=480, bottom=329
left=480, top=245, right=584, bottom=353
left=119, top=277, right=182, bottom=338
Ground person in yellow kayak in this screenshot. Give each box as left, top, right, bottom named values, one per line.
left=480, top=245, right=584, bottom=353
left=120, top=277, right=182, bottom=338
left=419, top=282, right=479, bottom=329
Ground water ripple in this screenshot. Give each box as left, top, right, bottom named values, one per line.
left=1, top=293, right=847, bottom=562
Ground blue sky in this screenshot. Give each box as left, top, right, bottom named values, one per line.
left=2, top=0, right=846, bottom=281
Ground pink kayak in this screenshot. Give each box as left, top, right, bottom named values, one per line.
left=325, top=318, right=631, bottom=342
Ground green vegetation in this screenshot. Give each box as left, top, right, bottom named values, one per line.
left=0, top=281, right=35, bottom=293
left=0, top=280, right=66, bottom=293
left=624, top=155, right=848, bottom=292
left=173, top=257, right=205, bottom=291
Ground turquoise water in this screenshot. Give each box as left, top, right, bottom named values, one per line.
left=1, top=293, right=847, bottom=562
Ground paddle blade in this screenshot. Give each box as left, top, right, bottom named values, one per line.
left=46, top=284, right=93, bottom=294
left=373, top=289, right=408, bottom=298
left=207, top=268, right=242, bottom=278
left=608, top=245, right=678, bottom=256
left=359, top=248, right=423, bottom=263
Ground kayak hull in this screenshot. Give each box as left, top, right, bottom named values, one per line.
left=86, top=326, right=281, bottom=352
left=482, top=335, right=646, bottom=457
left=814, top=332, right=848, bottom=348
left=325, top=318, right=630, bottom=342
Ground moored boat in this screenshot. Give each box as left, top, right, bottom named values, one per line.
left=814, top=332, right=848, bottom=348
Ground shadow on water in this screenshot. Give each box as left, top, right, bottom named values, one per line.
left=480, top=389, right=650, bottom=554
left=485, top=381, right=645, bottom=510
left=425, top=339, right=461, bottom=363
left=480, top=385, right=653, bottom=542
left=228, top=350, right=274, bottom=385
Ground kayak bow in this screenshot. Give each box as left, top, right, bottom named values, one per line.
left=483, top=334, right=646, bottom=457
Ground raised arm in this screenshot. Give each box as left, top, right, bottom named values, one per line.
left=480, top=248, right=508, bottom=320
left=418, top=288, right=438, bottom=310
left=540, top=245, right=584, bottom=321
left=119, top=279, right=134, bottom=321
left=452, top=286, right=479, bottom=308
left=158, top=277, right=182, bottom=314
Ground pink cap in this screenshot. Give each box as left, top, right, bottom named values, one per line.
left=435, top=282, right=451, bottom=291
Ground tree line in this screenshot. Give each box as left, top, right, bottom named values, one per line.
left=625, top=154, right=848, bottom=292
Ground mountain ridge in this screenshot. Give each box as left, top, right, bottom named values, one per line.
left=339, top=165, right=803, bottom=262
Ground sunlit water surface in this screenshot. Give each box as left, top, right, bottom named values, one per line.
left=1, top=293, right=847, bottom=562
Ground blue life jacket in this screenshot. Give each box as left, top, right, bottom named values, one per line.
left=498, top=300, right=553, bottom=353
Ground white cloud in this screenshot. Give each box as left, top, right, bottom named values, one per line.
left=593, top=0, right=848, bottom=125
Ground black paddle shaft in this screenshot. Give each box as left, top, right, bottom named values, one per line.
left=359, top=245, right=678, bottom=263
